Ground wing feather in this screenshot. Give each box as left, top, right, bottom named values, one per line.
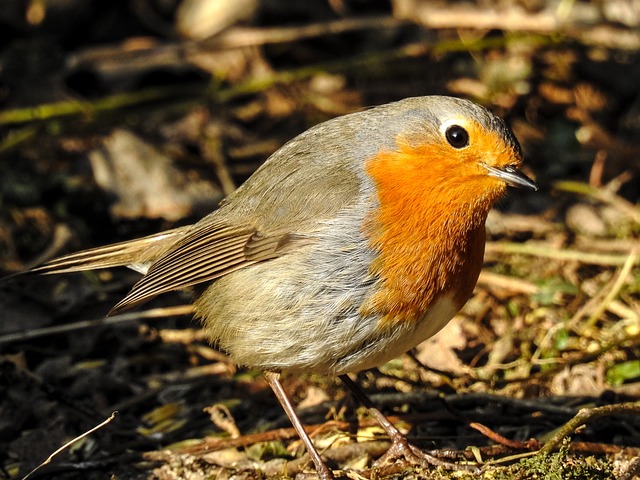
left=109, top=224, right=295, bottom=314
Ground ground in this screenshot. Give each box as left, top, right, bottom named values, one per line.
left=1, top=1, right=640, bottom=479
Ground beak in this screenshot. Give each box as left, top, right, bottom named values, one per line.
left=485, top=165, right=538, bottom=191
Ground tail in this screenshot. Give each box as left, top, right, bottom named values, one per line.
left=31, top=228, right=187, bottom=276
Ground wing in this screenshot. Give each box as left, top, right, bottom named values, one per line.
left=108, top=222, right=301, bottom=314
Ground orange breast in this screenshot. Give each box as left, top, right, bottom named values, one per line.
left=361, top=140, right=494, bottom=328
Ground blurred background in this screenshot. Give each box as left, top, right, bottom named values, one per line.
left=1, top=0, right=639, bottom=479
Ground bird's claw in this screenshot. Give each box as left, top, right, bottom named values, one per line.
left=375, top=437, right=480, bottom=473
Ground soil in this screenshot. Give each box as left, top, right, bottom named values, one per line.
left=1, top=1, right=639, bottom=479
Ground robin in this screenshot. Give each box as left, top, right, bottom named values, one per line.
left=32, top=96, right=537, bottom=479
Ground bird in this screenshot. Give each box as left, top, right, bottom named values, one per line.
left=30, top=96, right=537, bottom=479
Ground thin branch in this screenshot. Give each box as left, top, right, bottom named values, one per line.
left=0, top=305, right=193, bottom=344
left=584, top=249, right=638, bottom=328
left=485, top=242, right=640, bottom=266
left=555, top=181, right=640, bottom=225
left=539, top=402, right=640, bottom=455
left=398, top=3, right=640, bottom=49
left=21, top=412, right=118, bottom=480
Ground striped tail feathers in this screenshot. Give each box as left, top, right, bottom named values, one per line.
left=25, top=220, right=300, bottom=315
left=31, top=227, right=188, bottom=276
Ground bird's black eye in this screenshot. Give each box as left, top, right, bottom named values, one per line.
left=445, top=125, right=469, bottom=149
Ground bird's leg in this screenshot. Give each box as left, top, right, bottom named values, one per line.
left=264, top=371, right=335, bottom=480
left=338, top=374, right=462, bottom=470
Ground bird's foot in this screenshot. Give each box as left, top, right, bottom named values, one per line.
left=375, top=436, right=479, bottom=473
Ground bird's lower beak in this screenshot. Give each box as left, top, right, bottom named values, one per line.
left=485, top=165, right=538, bottom=191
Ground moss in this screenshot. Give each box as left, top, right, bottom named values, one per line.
left=489, top=440, right=614, bottom=480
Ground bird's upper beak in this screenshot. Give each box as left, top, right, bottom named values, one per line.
left=485, top=165, right=538, bottom=191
